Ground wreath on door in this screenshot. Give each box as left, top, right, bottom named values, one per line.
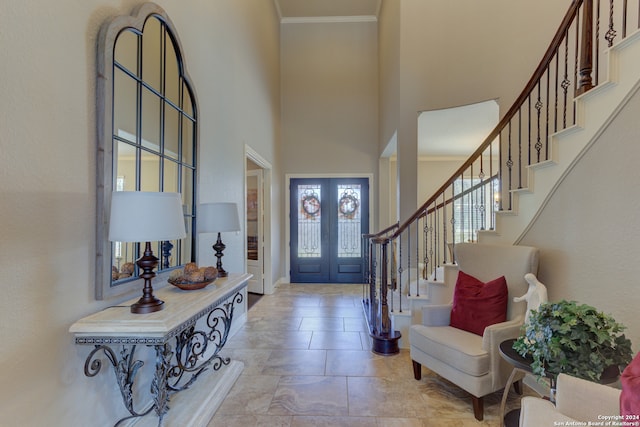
left=338, top=192, right=359, bottom=219
left=301, top=192, right=321, bottom=219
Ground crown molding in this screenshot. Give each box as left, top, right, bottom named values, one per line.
left=281, top=15, right=377, bottom=24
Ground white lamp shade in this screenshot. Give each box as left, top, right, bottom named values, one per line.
left=198, top=202, right=241, bottom=234
left=109, top=191, right=187, bottom=242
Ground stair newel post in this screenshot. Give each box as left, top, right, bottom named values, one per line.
left=577, top=0, right=594, bottom=95
left=363, top=235, right=378, bottom=333
left=366, top=236, right=377, bottom=334
left=380, top=238, right=390, bottom=336
left=369, top=236, right=401, bottom=355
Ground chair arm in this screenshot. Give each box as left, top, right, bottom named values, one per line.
left=555, top=373, right=622, bottom=422
left=421, top=304, right=452, bottom=326
left=482, top=317, right=525, bottom=390
left=482, top=317, right=524, bottom=353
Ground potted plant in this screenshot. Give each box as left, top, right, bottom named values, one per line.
left=513, top=299, right=633, bottom=382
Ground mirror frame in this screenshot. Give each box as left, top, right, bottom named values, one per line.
left=95, top=3, right=199, bottom=300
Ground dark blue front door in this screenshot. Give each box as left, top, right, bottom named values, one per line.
left=290, top=178, right=369, bottom=283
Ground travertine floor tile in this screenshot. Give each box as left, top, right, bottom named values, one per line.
left=326, top=349, right=393, bottom=377
left=215, top=374, right=281, bottom=415
left=309, top=331, right=364, bottom=350
left=268, top=375, right=349, bottom=416
left=221, top=349, right=272, bottom=375
left=291, top=415, right=375, bottom=426
left=344, top=316, right=368, bottom=332
left=209, top=283, right=533, bottom=426
left=299, top=317, right=344, bottom=331
left=225, top=329, right=312, bottom=349
left=261, top=349, right=327, bottom=376
left=347, top=376, right=431, bottom=418
left=242, top=315, right=303, bottom=331
left=208, top=414, right=292, bottom=427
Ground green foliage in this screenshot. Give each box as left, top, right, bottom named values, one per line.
left=513, top=300, right=633, bottom=382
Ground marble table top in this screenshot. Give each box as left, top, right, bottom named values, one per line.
left=69, top=273, right=250, bottom=343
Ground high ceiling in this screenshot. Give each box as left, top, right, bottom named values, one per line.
left=418, top=100, right=499, bottom=158
left=276, top=0, right=381, bottom=20
left=274, top=0, right=497, bottom=158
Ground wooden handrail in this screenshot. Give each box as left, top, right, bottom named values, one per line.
left=385, top=0, right=586, bottom=240
left=364, top=221, right=399, bottom=240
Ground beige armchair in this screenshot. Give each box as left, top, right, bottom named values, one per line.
left=409, top=243, right=540, bottom=420
left=520, top=373, right=621, bottom=426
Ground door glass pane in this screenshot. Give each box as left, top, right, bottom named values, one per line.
left=297, top=184, right=321, bottom=258
left=337, top=184, right=361, bottom=258
left=247, top=175, right=259, bottom=261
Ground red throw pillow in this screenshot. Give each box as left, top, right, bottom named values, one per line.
left=449, top=271, right=508, bottom=336
left=620, top=351, right=640, bottom=417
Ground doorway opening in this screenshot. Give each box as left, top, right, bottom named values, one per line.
left=245, top=146, right=272, bottom=295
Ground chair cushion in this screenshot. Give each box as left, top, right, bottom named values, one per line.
left=450, top=271, right=508, bottom=336
left=410, top=324, right=490, bottom=376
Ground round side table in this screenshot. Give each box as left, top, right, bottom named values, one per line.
left=498, top=339, right=554, bottom=427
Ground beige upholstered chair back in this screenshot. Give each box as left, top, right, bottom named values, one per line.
left=454, top=243, right=540, bottom=321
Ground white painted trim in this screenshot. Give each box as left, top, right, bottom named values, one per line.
left=281, top=15, right=377, bottom=24
left=244, top=145, right=274, bottom=294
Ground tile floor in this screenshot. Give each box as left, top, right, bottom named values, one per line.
left=208, top=283, right=527, bottom=426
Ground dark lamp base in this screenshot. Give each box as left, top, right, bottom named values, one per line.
left=131, top=241, right=165, bottom=314
left=131, top=297, right=165, bottom=314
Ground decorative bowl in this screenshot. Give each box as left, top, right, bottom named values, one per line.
left=168, top=279, right=214, bottom=291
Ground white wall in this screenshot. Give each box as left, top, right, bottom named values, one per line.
left=380, top=0, right=573, bottom=223
left=519, top=87, right=640, bottom=353
left=280, top=20, right=379, bottom=177
left=0, top=1, right=281, bottom=425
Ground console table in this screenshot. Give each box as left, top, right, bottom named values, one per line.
left=70, top=273, right=251, bottom=426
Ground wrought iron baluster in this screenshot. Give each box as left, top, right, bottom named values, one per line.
left=415, top=216, right=421, bottom=296
left=535, top=82, right=543, bottom=163
left=527, top=94, right=532, bottom=167
left=518, top=108, right=523, bottom=189
left=478, top=160, right=486, bottom=232
left=606, top=0, right=617, bottom=46
left=546, top=66, right=551, bottom=159
left=562, top=30, right=571, bottom=129
left=442, top=192, right=448, bottom=267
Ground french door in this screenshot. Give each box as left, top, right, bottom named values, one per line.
left=290, top=177, right=369, bottom=283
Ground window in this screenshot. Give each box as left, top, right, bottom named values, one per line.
left=452, top=177, right=496, bottom=243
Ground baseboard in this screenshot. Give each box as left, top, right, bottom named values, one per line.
left=124, top=360, right=244, bottom=427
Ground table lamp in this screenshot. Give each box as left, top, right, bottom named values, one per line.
left=109, top=191, right=186, bottom=313
left=198, top=202, right=240, bottom=277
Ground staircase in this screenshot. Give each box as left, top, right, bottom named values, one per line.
left=481, top=29, right=640, bottom=246
left=363, top=0, right=640, bottom=352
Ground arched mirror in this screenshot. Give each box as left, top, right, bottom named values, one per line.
left=96, top=3, right=198, bottom=300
